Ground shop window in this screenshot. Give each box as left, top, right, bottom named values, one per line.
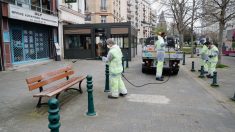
left=111, top=35, right=129, bottom=49
left=65, top=35, right=91, bottom=50
left=131, top=36, right=136, bottom=48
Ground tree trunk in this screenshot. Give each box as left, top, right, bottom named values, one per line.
left=190, top=32, right=194, bottom=58
left=179, top=33, right=184, bottom=49
left=218, top=22, right=224, bottom=65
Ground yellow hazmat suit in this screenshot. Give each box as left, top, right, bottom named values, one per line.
left=200, top=44, right=209, bottom=72
left=103, top=40, right=127, bottom=98
left=155, top=35, right=166, bottom=80
left=208, top=45, right=219, bottom=76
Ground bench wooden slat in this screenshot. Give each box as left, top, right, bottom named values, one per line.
left=33, top=76, right=86, bottom=97
left=28, top=70, right=74, bottom=91
left=46, top=76, right=85, bottom=97
left=26, top=66, right=72, bottom=84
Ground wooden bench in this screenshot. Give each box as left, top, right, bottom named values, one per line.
left=26, top=66, right=86, bottom=108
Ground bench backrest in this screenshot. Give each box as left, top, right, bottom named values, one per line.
left=26, top=66, right=74, bottom=91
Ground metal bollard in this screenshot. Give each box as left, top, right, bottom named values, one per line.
left=231, top=92, right=235, bottom=101
left=86, top=75, right=96, bottom=116
left=191, top=61, right=195, bottom=72
left=104, top=64, right=110, bottom=92
left=182, top=52, right=186, bottom=65
left=198, top=66, right=205, bottom=78
left=48, top=98, right=60, bottom=132
left=125, top=53, right=129, bottom=68
left=211, top=71, right=219, bottom=87
left=122, top=57, right=125, bottom=73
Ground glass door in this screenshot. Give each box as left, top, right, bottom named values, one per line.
left=95, top=28, right=107, bottom=57
left=35, top=31, right=49, bottom=59
left=11, top=28, right=24, bottom=63
left=24, top=29, right=36, bottom=60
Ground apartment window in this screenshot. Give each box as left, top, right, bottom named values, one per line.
left=101, top=15, right=107, bottom=23
left=15, top=0, right=30, bottom=8
left=101, top=0, right=107, bottom=10
left=31, top=0, right=40, bottom=11
left=31, top=0, right=52, bottom=14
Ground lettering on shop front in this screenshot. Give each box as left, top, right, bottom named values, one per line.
left=9, top=4, right=58, bottom=27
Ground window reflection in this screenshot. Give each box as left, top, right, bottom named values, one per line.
left=65, top=35, right=91, bottom=50
left=111, top=35, right=129, bottom=48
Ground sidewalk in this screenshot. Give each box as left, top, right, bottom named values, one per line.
left=1, top=56, right=235, bottom=132
left=183, top=54, right=235, bottom=100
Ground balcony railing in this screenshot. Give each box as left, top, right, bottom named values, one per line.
left=3, top=0, right=58, bottom=16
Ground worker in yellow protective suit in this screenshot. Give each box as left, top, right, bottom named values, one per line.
left=200, top=41, right=209, bottom=73
left=102, top=38, right=127, bottom=99
left=155, top=32, right=167, bottom=81
left=206, top=42, right=219, bottom=78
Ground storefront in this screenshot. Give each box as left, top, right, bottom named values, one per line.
left=1, top=2, right=58, bottom=68
left=63, top=22, right=137, bottom=60
left=9, top=20, right=54, bottom=64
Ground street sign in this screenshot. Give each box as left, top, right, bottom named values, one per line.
left=65, top=0, right=76, bottom=3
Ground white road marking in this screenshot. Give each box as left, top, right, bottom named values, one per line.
left=126, top=94, right=170, bottom=104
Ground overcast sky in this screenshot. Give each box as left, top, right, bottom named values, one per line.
left=149, top=0, right=202, bottom=33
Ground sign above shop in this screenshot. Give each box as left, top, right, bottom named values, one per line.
left=8, top=4, right=58, bottom=27
left=65, top=0, right=77, bottom=3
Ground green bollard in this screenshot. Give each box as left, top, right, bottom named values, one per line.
left=191, top=61, right=195, bottom=72
left=104, top=64, right=110, bottom=92
left=125, top=53, right=129, bottom=68
left=122, top=57, right=125, bottom=73
left=198, top=66, right=205, bottom=78
left=48, top=98, right=60, bottom=132
left=86, top=75, right=96, bottom=116
left=211, top=71, right=219, bottom=87
left=182, top=52, right=186, bottom=65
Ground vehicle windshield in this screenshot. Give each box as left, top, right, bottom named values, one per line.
left=145, top=36, right=158, bottom=45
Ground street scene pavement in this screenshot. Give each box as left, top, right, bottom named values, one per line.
left=184, top=54, right=235, bottom=100
left=0, top=47, right=235, bottom=132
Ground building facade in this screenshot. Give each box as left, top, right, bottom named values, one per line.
left=84, top=0, right=125, bottom=23
left=127, top=0, right=152, bottom=44
left=0, top=0, right=58, bottom=70
left=84, top=0, right=153, bottom=45
left=139, top=0, right=151, bottom=40
left=58, top=0, right=85, bottom=59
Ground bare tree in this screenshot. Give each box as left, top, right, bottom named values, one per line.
left=203, top=0, right=235, bottom=65
left=154, top=0, right=201, bottom=49
left=189, top=0, right=203, bottom=58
